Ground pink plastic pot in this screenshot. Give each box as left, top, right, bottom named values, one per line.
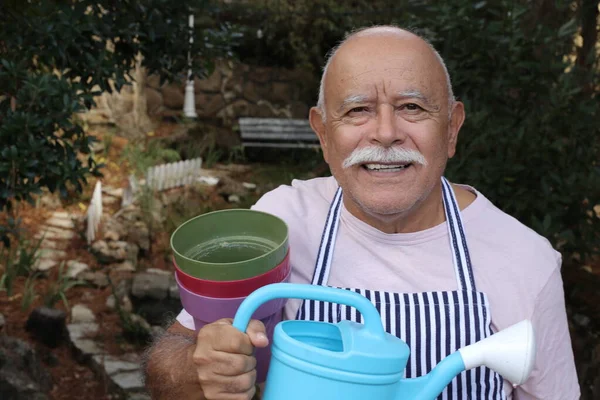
left=176, top=272, right=290, bottom=383
left=174, top=250, right=291, bottom=298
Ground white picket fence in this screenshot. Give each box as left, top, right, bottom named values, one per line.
left=146, top=158, right=203, bottom=191
left=86, top=181, right=103, bottom=244
left=121, top=157, right=203, bottom=208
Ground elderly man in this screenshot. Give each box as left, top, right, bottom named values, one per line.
left=144, top=26, right=579, bottom=399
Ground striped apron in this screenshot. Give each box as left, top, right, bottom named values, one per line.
left=296, top=177, right=505, bottom=399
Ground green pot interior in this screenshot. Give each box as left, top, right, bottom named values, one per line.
left=171, top=209, right=288, bottom=280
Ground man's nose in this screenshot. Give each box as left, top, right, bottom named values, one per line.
left=370, top=105, right=406, bottom=146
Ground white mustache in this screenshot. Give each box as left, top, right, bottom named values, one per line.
left=342, top=146, right=428, bottom=169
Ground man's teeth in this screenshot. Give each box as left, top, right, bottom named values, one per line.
left=364, top=163, right=410, bottom=171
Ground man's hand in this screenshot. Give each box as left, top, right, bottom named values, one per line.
left=193, top=318, right=269, bottom=400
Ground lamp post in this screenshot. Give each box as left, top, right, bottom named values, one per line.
left=183, top=13, right=198, bottom=119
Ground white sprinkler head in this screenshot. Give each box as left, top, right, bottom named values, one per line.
left=458, top=320, right=536, bottom=385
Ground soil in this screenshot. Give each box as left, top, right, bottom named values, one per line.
left=0, top=123, right=203, bottom=400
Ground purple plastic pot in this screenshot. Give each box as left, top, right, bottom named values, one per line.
left=176, top=272, right=290, bottom=383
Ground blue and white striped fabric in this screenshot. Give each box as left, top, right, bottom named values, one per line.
left=296, top=177, right=505, bottom=399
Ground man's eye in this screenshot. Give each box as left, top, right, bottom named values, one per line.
left=348, top=107, right=369, bottom=115
left=402, top=103, right=423, bottom=111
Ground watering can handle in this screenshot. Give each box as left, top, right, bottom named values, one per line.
left=232, top=283, right=386, bottom=337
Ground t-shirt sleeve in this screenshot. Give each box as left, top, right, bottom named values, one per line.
left=513, top=255, right=580, bottom=400
left=176, top=308, right=196, bottom=331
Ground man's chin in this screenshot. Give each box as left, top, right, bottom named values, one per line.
left=353, top=196, right=414, bottom=217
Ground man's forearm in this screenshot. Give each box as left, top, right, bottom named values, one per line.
left=143, top=331, right=205, bottom=400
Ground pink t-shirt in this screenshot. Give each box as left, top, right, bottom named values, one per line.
left=177, top=176, right=579, bottom=399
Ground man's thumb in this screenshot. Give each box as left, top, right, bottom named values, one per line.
left=246, top=319, right=269, bottom=348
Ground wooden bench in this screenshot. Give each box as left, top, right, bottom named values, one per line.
left=239, top=118, right=320, bottom=149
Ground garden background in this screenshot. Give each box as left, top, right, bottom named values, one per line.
left=0, top=0, right=599, bottom=399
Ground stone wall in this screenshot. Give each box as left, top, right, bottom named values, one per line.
left=83, top=60, right=316, bottom=136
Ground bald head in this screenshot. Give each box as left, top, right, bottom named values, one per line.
left=316, top=26, right=455, bottom=121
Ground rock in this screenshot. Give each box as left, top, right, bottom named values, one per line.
left=103, top=230, right=121, bottom=241
left=168, top=281, right=180, bottom=300
left=102, top=196, right=119, bottom=206
left=35, top=228, right=74, bottom=241
left=71, top=339, right=103, bottom=357
left=128, top=393, right=152, bottom=400
left=105, top=295, right=133, bottom=313
left=71, top=304, right=96, bottom=323
left=121, top=296, right=133, bottom=313
left=161, top=85, right=184, bottom=109
left=112, top=369, right=145, bottom=391
left=38, top=193, right=62, bottom=210
left=105, top=295, right=116, bottom=309
left=102, top=186, right=124, bottom=198
left=228, top=194, right=241, bottom=203
left=242, top=182, right=257, bottom=190
left=145, top=87, right=163, bottom=116
left=146, top=268, right=170, bottom=276
left=67, top=322, right=98, bottom=342
left=103, top=216, right=127, bottom=238
left=247, top=65, right=271, bottom=84
left=195, top=70, right=222, bottom=92
left=65, top=260, right=89, bottom=278
left=92, top=354, right=140, bottom=376
left=218, top=176, right=248, bottom=197
left=39, top=239, right=67, bottom=250
left=51, top=211, right=70, bottom=219
left=290, top=100, right=309, bottom=119
left=116, top=279, right=132, bottom=300
left=195, top=93, right=226, bottom=117
left=129, top=314, right=152, bottom=334
left=146, top=74, right=162, bottom=89
left=196, top=176, right=220, bottom=186
left=36, top=259, right=58, bottom=272
left=79, top=271, right=109, bottom=288
left=242, top=81, right=260, bottom=103
left=127, top=221, right=150, bottom=252
left=113, top=260, right=136, bottom=272
left=25, top=307, right=68, bottom=348
left=131, top=273, right=170, bottom=301
left=92, top=240, right=138, bottom=265
left=0, top=336, right=53, bottom=399
left=36, top=248, right=67, bottom=260
left=45, top=216, right=74, bottom=230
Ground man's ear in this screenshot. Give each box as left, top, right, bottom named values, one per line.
left=309, top=107, right=329, bottom=163
left=447, top=101, right=465, bottom=158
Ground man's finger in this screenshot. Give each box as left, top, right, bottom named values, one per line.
left=246, top=319, right=269, bottom=348
left=211, top=352, right=257, bottom=376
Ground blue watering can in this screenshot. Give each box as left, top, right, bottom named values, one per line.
left=232, top=283, right=536, bottom=400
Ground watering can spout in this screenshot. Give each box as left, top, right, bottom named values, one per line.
left=458, top=319, right=536, bottom=385
left=396, top=320, right=536, bottom=399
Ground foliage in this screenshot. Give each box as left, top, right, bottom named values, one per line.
left=429, top=1, right=600, bottom=262
left=0, top=236, right=44, bottom=296
left=21, top=271, right=42, bottom=312
left=107, top=274, right=151, bottom=345
left=223, top=0, right=400, bottom=75
left=225, top=0, right=600, bottom=263
left=122, top=140, right=181, bottom=178
left=42, top=262, right=86, bottom=310
left=0, top=0, right=236, bottom=245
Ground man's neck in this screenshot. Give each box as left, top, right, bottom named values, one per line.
left=344, top=184, right=476, bottom=234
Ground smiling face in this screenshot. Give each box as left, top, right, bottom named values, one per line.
left=310, top=29, right=465, bottom=231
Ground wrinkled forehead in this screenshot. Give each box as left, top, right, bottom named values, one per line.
left=325, top=34, right=447, bottom=105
